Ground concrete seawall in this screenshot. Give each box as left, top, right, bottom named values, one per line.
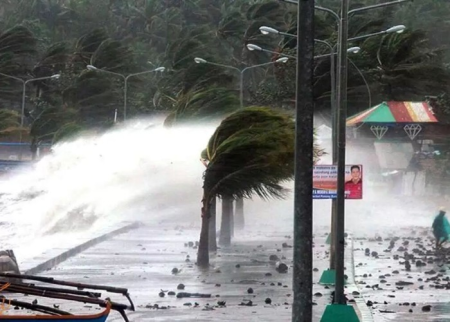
left=24, top=221, right=142, bottom=275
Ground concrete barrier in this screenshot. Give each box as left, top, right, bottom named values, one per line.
left=24, top=222, right=142, bottom=275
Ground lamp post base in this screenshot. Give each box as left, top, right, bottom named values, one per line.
left=320, top=304, right=360, bottom=322
left=319, top=269, right=348, bottom=285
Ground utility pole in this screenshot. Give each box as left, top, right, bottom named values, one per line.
left=334, top=0, right=349, bottom=305
left=292, top=0, right=315, bottom=320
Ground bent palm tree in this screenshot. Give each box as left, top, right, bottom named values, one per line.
left=198, top=107, right=296, bottom=267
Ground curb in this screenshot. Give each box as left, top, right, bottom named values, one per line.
left=345, top=234, right=374, bottom=322
left=24, top=222, right=142, bottom=275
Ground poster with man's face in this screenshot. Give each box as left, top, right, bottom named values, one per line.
left=344, top=165, right=363, bottom=199
left=312, top=165, right=363, bottom=199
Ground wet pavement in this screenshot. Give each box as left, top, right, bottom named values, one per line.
left=353, top=227, right=450, bottom=322
left=4, top=225, right=362, bottom=321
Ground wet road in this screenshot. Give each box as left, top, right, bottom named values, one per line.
left=353, top=227, right=450, bottom=322
left=8, top=225, right=350, bottom=321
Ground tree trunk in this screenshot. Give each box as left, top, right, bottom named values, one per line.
left=208, top=197, right=217, bottom=252
left=230, top=201, right=234, bottom=238
left=235, top=198, right=245, bottom=230
left=197, top=200, right=210, bottom=268
left=219, top=196, right=233, bottom=247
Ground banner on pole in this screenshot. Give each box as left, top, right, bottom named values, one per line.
left=313, top=165, right=363, bottom=199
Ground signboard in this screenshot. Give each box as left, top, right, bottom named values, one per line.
left=313, top=165, right=363, bottom=199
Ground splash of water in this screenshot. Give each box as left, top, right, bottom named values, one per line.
left=0, top=118, right=216, bottom=254
left=0, top=114, right=439, bottom=262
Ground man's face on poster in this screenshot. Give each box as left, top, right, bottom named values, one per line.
left=351, top=167, right=361, bottom=181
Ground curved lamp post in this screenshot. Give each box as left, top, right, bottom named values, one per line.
left=194, top=57, right=288, bottom=108
left=0, top=72, right=60, bottom=157
left=277, top=0, right=412, bottom=313
left=21, top=74, right=60, bottom=128
left=86, top=65, right=165, bottom=121
left=0, top=72, right=60, bottom=129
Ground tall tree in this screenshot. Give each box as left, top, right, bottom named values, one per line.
left=198, top=107, right=297, bottom=267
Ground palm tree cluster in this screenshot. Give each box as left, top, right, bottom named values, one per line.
left=0, top=0, right=449, bottom=143
left=196, top=107, right=324, bottom=266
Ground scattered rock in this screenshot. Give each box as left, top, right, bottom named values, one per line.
left=247, top=288, right=254, bottom=294
left=276, top=262, right=288, bottom=273
left=168, top=291, right=176, bottom=296
left=405, top=260, right=411, bottom=271
left=422, top=305, right=432, bottom=312
left=172, top=268, right=179, bottom=274
left=176, top=292, right=212, bottom=299
left=396, top=281, right=414, bottom=286
left=416, top=260, right=426, bottom=267
left=239, top=300, right=255, bottom=307
left=265, top=298, right=272, bottom=304
left=269, top=255, right=280, bottom=261
left=177, top=284, right=185, bottom=290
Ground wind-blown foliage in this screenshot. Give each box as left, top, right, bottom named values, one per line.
left=197, top=106, right=296, bottom=266
left=164, top=87, right=240, bottom=126
left=0, top=109, right=22, bottom=137
left=0, top=0, right=449, bottom=141
left=204, top=120, right=294, bottom=201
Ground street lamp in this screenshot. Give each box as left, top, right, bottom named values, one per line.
left=257, top=24, right=391, bottom=134
left=260, top=24, right=405, bottom=39
left=0, top=72, right=60, bottom=157
left=194, top=57, right=288, bottom=108
left=21, top=74, right=60, bottom=128
left=276, top=0, right=414, bottom=317
left=247, top=43, right=360, bottom=59
left=349, top=24, right=406, bottom=41
left=194, top=58, right=207, bottom=64
left=0, top=72, right=60, bottom=129
left=86, top=65, right=165, bottom=120
left=258, top=19, right=407, bottom=287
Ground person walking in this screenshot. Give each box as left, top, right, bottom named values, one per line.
left=432, top=207, right=450, bottom=249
